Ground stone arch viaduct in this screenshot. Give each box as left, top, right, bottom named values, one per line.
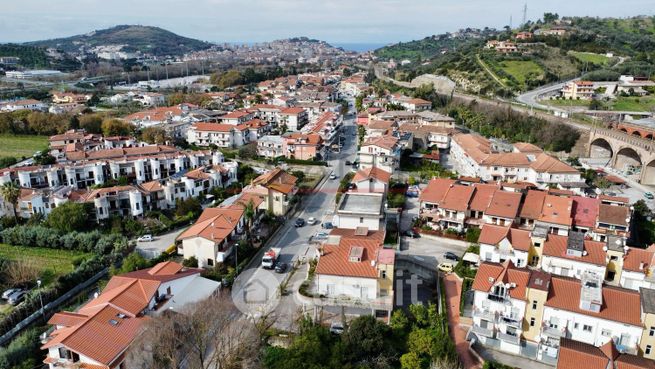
left=588, top=127, right=655, bottom=185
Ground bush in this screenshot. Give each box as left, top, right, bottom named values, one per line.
left=0, top=327, right=41, bottom=369
left=465, top=228, right=481, bottom=243
left=183, top=256, right=198, bottom=268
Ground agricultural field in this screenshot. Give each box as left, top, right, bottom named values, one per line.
left=540, top=98, right=591, bottom=107
left=569, top=51, right=611, bottom=66
left=0, top=135, right=48, bottom=159
left=607, top=96, right=655, bottom=112
left=0, top=244, right=91, bottom=286
left=498, top=60, right=544, bottom=85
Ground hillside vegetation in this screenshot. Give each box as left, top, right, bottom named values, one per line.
left=27, top=25, right=212, bottom=56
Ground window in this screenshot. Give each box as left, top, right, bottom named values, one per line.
left=647, top=345, right=652, bottom=355
left=601, top=329, right=611, bottom=337
left=360, top=217, right=364, bottom=223
left=381, top=270, right=387, bottom=279
left=530, top=317, right=535, bottom=327
left=532, top=300, right=538, bottom=310
left=650, top=327, right=655, bottom=337
left=574, top=323, right=579, bottom=329
left=207, top=258, right=214, bottom=266
left=583, top=325, right=592, bottom=333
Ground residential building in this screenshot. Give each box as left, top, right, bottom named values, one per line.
left=242, top=168, right=298, bottom=216
left=0, top=99, right=47, bottom=112
left=352, top=167, right=391, bottom=193
left=562, top=81, right=595, bottom=100
left=315, top=228, right=394, bottom=315
left=257, top=135, right=286, bottom=159
left=283, top=132, right=323, bottom=160
left=333, top=192, right=385, bottom=231
left=279, top=107, right=309, bottom=131
left=41, top=261, right=219, bottom=369
left=358, top=135, right=401, bottom=175
left=177, top=193, right=265, bottom=267
left=186, top=122, right=251, bottom=148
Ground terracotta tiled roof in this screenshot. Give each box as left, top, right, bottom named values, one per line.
left=622, top=245, right=655, bottom=272
left=440, top=185, right=474, bottom=212
left=177, top=207, right=243, bottom=243
left=140, top=180, right=164, bottom=192
left=543, top=234, right=607, bottom=266
left=598, top=204, right=630, bottom=227
left=539, top=195, right=573, bottom=226
left=546, top=276, right=642, bottom=326
left=193, top=122, right=238, bottom=132
left=519, top=190, right=547, bottom=220
left=471, top=261, right=530, bottom=300
left=530, top=153, right=579, bottom=173
left=352, top=167, right=391, bottom=184
left=513, top=142, right=543, bottom=153
left=362, top=135, right=399, bottom=150
left=557, top=338, right=610, bottom=369
left=571, top=196, right=600, bottom=229
left=251, top=167, right=298, bottom=194
left=468, top=184, right=500, bottom=212
left=485, top=190, right=522, bottom=219
left=615, top=354, right=655, bottom=369
left=280, top=107, right=305, bottom=115
left=478, top=224, right=531, bottom=251
left=419, top=178, right=455, bottom=204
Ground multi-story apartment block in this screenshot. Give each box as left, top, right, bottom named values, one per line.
left=241, top=168, right=298, bottom=216
left=358, top=135, right=401, bottom=175
left=562, top=81, right=595, bottom=100
left=450, top=134, right=584, bottom=191
left=257, top=135, right=286, bottom=159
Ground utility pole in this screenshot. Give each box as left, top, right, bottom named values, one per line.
left=522, top=3, right=528, bottom=26
left=509, top=15, right=513, bottom=30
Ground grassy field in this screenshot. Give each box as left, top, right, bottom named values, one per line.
left=540, top=98, right=591, bottom=107
left=569, top=51, right=610, bottom=66
left=608, top=96, right=655, bottom=112
left=0, top=244, right=91, bottom=286
left=0, top=135, right=49, bottom=159
left=498, top=60, right=544, bottom=85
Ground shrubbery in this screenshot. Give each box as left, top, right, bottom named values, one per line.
left=0, top=225, right=128, bottom=254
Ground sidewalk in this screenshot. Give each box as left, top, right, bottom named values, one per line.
left=443, top=274, right=482, bottom=369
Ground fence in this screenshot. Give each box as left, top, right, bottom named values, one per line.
left=0, top=268, right=108, bottom=346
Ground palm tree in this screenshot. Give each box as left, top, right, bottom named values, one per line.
left=241, top=199, right=256, bottom=242
left=0, top=182, right=21, bottom=222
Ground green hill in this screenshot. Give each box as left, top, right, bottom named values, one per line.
left=26, top=25, right=212, bottom=56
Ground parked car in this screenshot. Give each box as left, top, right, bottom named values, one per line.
left=2, top=288, right=22, bottom=300
left=294, top=218, right=305, bottom=227
left=137, top=234, right=153, bottom=242
left=345, top=160, right=352, bottom=165
left=8, top=290, right=27, bottom=306
left=329, top=173, right=338, bottom=180
left=438, top=262, right=454, bottom=273
left=645, top=192, right=654, bottom=200
left=322, top=222, right=334, bottom=229
left=274, top=262, right=288, bottom=274
left=307, top=217, right=318, bottom=225
left=444, top=252, right=460, bottom=261
left=404, top=229, right=420, bottom=238
left=329, top=321, right=344, bottom=334
left=313, top=231, right=329, bottom=240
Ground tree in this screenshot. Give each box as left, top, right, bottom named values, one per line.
left=113, top=252, right=148, bottom=275
left=341, top=315, right=393, bottom=364
left=237, top=142, right=258, bottom=159
left=79, top=114, right=103, bottom=134
left=175, top=197, right=201, bottom=218
left=141, top=126, right=168, bottom=144
left=543, top=12, right=559, bottom=24
left=239, top=199, right=256, bottom=242
left=127, top=296, right=261, bottom=369
left=102, top=118, right=133, bottom=137
left=0, top=182, right=20, bottom=221
left=46, top=202, right=89, bottom=232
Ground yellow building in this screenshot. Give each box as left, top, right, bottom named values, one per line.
left=639, top=288, right=655, bottom=359
left=522, top=270, right=551, bottom=341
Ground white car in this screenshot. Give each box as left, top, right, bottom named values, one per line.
left=307, top=217, right=318, bottom=225
left=137, top=234, right=153, bottom=242
left=329, top=174, right=338, bottom=180
left=330, top=321, right=344, bottom=334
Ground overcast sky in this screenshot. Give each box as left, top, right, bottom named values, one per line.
left=0, top=0, right=653, bottom=44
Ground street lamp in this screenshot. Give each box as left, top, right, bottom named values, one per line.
left=37, top=279, right=44, bottom=321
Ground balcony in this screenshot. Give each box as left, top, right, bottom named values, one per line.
left=497, top=331, right=521, bottom=345
left=487, top=294, right=510, bottom=304
left=473, top=308, right=496, bottom=322
left=471, top=324, right=495, bottom=338
left=498, top=315, right=522, bottom=329
left=542, top=325, right=567, bottom=338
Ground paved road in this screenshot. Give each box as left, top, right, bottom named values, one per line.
left=231, top=101, right=359, bottom=323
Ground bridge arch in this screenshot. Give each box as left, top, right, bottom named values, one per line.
left=589, top=138, right=613, bottom=159
left=632, top=131, right=643, bottom=137
left=643, top=159, right=655, bottom=185
left=614, top=146, right=642, bottom=173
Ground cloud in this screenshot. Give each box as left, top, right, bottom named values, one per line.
left=0, top=0, right=653, bottom=43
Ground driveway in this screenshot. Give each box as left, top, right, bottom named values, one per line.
left=136, top=227, right=188, bottom=259
left=444, top=273, right=481, bottom=369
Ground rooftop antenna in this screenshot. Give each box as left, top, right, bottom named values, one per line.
left=522, top=3, right=528, bottom=26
